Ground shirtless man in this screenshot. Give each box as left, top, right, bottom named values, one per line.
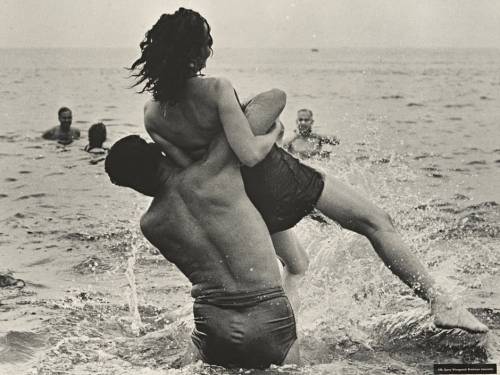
left=105, top=135, right=298, bottom=369
left=284, top=108, right=339, bottom=159
left=42, top=107, right=80, bottom=145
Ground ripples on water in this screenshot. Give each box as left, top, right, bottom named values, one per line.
left=0, top=48, right=499, bottom=374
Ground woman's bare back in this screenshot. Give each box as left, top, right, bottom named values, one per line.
left=144, top=76, right=285, bottom=167
left=144, top=77, right=225, bottom=160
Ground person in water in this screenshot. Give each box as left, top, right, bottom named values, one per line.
left=84, top=122, right=107, bottom=154
left=42, top=107, right=80, bottom=145
left=0, top=273, right=25, bottom=288
left=131, top=8, right=488, bottom=336
left=105, top=134, right=299, bottom=369
left=283, top=108, right=340, bottom=159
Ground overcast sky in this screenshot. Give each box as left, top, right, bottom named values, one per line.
left=1, top=0, right=499, bottom=49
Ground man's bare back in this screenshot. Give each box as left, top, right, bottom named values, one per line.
left=139, top=136, right=282, bottom=297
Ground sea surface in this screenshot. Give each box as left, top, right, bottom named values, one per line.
left=0, top=47, right=499, bottom=374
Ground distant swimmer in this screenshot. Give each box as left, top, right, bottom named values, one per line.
left=84, top=122, right=108, bottom=154
left=0, top=273, right=25, bottom=288
left=42, top=107, right=80, bottom=145
left=105, top=135, right=299, bottom=369
left=131, top=7, right=488, bottom=336
left=283, top=108, right=339, bottom=159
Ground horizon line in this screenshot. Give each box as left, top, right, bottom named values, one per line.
left=1, top=45, right=500, bottom=50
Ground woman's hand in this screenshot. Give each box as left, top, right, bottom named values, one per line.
left=270, top=119, right=285, bottom=143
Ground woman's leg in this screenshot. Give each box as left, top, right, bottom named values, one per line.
left=241, top=90, right=486, bottom=332
left=175, top=340, right=203, bottom=368
left=271, top=229, right=309, bottom=313
left=243, top=89, right=286, bottom=135
left=315, top=175, right=488, bottom=333
left=282, top=340, right=300, bottom=366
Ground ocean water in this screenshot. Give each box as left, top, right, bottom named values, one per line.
left=0, top=47, right=499, bottom=374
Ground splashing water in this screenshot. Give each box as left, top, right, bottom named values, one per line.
left=1, top=47, right=499, bottom=374
left=124, top=236, right=144, bottom=336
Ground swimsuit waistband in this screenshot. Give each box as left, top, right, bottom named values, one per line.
left=194, top=287, right=285, bottom=308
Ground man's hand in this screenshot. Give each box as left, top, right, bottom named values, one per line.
left=322, top=135, right=340, bottom=145
left=147, top=129, right=195, bottom=169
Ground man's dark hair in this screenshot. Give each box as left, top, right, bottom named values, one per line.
left=58, top=107, right=72, bottom=116
left=297, top=108, right=313, bottom=117
left=88, top=122, right=107, bottom=148
left=105, top=135, right=163, bottom=197
left=129, top=7, right=213, bottom=104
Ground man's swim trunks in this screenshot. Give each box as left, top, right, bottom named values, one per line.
left=191, top=287, right=297, bottom=369
left=241, top=145, right=325, bottom=234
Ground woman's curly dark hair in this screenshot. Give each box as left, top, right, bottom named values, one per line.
left=130, top=8, right=213, bottom=104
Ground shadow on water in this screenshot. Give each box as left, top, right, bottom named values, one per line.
left=0, top=331, right=46, bottom=364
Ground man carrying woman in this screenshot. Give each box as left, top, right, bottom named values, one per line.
left=119, top=6, right=488, bottom=369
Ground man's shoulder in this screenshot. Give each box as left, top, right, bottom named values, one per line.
left=139, top=206, right=159, bottom=239
left=140, top=192, right=181, bottom=235
left=42, top=126, right=58, bottom=139
left=139, top=211, right=151, bottom=233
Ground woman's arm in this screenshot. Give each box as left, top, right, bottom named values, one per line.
left=216, top=78, right=284, bottom=167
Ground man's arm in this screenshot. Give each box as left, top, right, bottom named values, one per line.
left=147, top=128, right=195, bottom=168
left=42, top=128, right=56, bottom=140
left=315, top=134, right=339, bottom=158
left=319, top=134, right=340, bottom=146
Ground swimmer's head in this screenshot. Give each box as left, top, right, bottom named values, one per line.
left=130, top=7, right=213, bottom=104
left=88, top=122, right=107, bottom=148
left=296, top=109, right=314, bottom=136
left=105, top=135, right=163, bottom=197
left=58, top=107, right=72, bottom=131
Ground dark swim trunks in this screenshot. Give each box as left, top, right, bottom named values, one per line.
left=191, top=287, right=297, bottom=369
left=241, top=145, right=325, bottom=234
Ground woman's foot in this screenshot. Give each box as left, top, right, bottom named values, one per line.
left=432, top=295, right=489, bottom=333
